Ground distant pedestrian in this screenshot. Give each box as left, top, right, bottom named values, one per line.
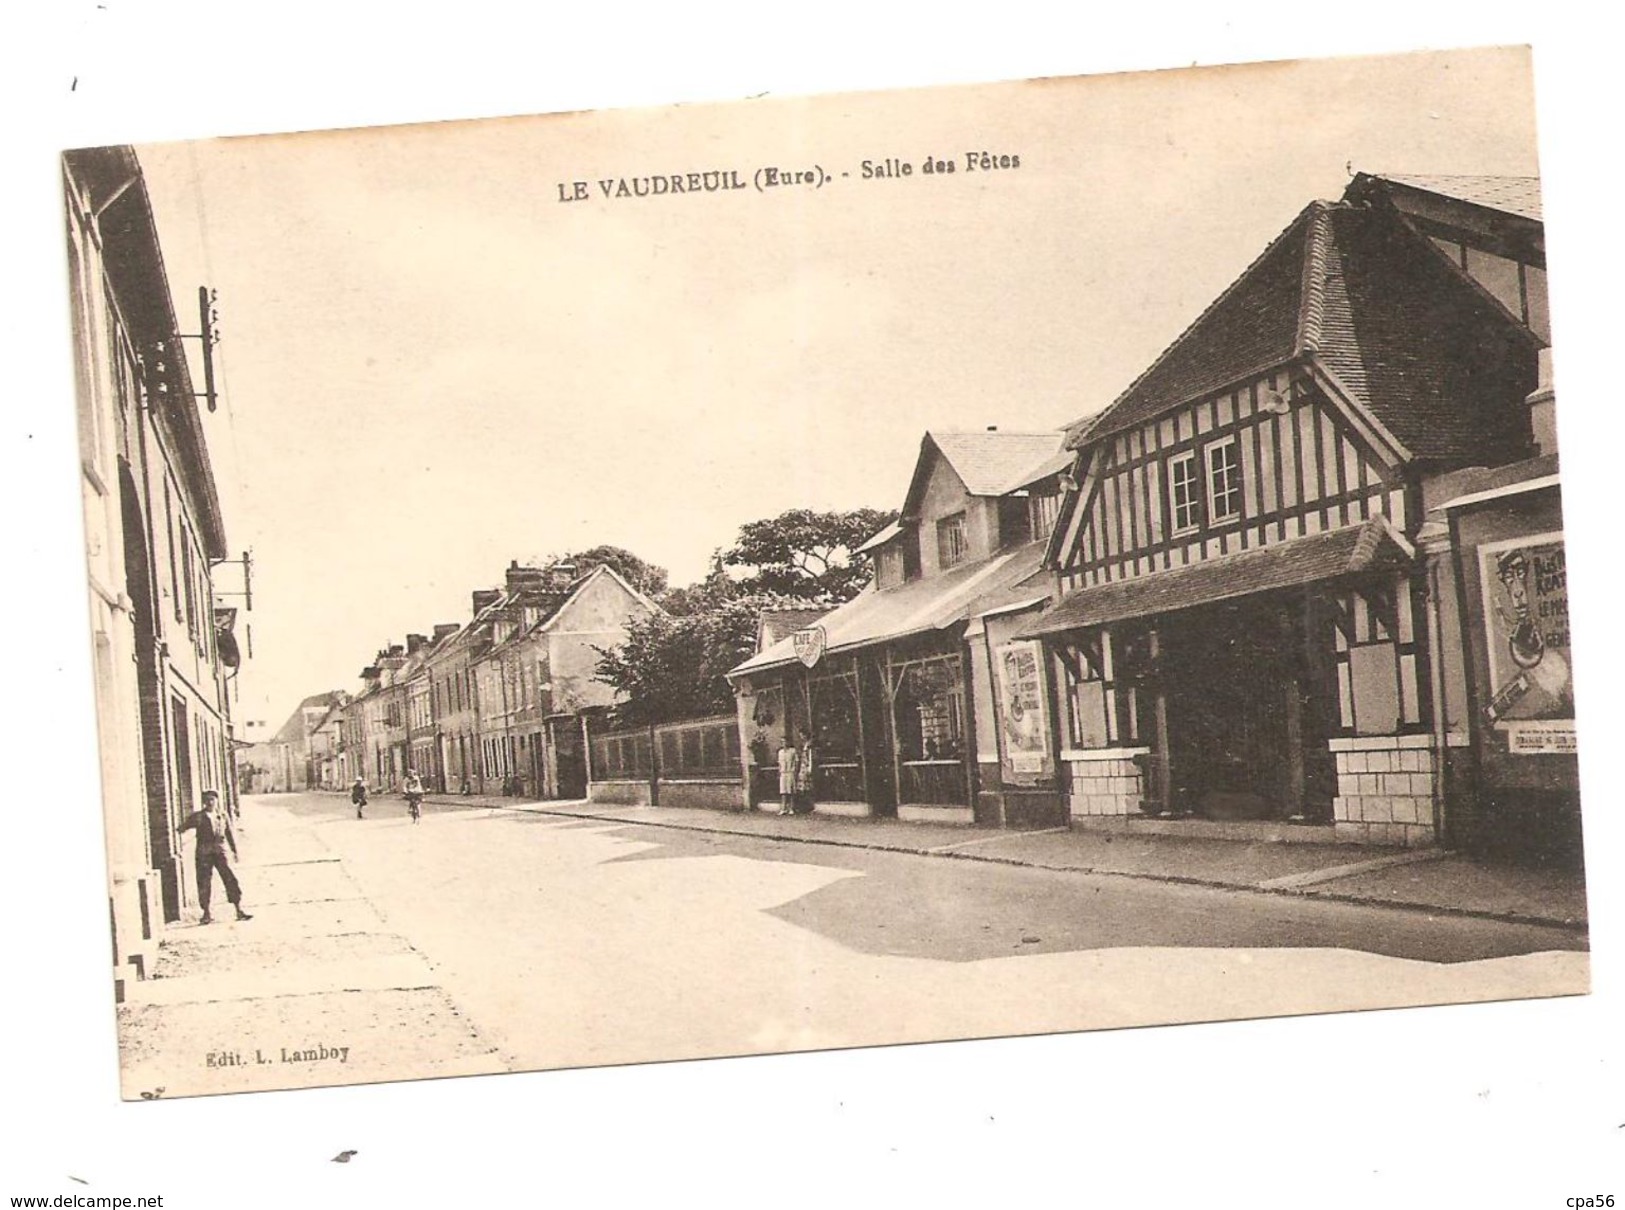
left=403, top=769, right=425, bottom=823
left=350, top=776, right=368, bottom=819
left=793, top=732, right=816, bottom=815
left=177, top=790, right=252, bottom=925
left=777, top=738, right=799, bottom=816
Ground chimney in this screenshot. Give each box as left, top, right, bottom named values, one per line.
left=505, top=562, right=549, bottom=593
left=1526, top=346, right=1557, bottom=457
left=472, top=589, right=501, bottom=614
left=433, top=622, right=460, bottom=641
left=406, top=633, right=428, bottom=655
left=550, top=561, right=578, bottom=588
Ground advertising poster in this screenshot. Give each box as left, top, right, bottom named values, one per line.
left=1480, top=531, right=1576, bottom=753
left=995, top=640, right=1050, bottom=774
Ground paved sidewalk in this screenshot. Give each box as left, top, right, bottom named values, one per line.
left=116, top=803, right=506, bottom=1099
left=424, top=791, right=1589, bottom=931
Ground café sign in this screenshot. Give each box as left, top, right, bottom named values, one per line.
left=793, top=625, right=827, bottom=669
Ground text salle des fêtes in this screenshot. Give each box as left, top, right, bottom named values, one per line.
left=556, top=151, right=1021, bottom=202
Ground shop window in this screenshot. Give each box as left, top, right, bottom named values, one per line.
left=893, top=656, right=968, bottom=805
left=747, top=685, right=784, bottom=768
left=1169, top=451, right=1200, bottom=533
left=809, top=673, right=861, bottom=763
left=1206, top=437, right=1243, bottom=523
left=894, top=659, right=965, bottom=762
left=937, top=513, right=969, bottom=569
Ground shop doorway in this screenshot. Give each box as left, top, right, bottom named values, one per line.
left=1159, top=598, right=1327, bottom=821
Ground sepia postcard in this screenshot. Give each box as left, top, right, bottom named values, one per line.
left=61, top=43, right=1592, bottom=1104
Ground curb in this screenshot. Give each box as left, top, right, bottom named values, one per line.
left=426, top=796, right=1590, bottom=935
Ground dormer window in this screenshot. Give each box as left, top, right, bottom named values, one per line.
left=937, top=512, right=969, bottom=569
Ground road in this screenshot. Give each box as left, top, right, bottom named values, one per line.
left=265, top=791, right=1585, bottom=1079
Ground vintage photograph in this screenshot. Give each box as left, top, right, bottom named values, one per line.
left=61, top=43, right=1589, bottom=1103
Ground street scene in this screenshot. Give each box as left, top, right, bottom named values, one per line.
left=119, top=789, right=1586, bottom=1098
left=63, top=45, right=1592, bottom=1100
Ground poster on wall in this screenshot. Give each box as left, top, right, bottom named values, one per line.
left=995, top=640, right=1050, bottom=774
left=1479, top=532, right=1576, bottom=753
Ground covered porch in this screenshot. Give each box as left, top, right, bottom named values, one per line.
left=1023, top=518, right=1439, bottom=845
left=731, top=543, right=1049, bottom=823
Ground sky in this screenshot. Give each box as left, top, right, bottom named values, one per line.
left=129, top=46, right=1542, bottom=732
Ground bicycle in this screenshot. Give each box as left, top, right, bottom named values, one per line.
left=406, top=793, right=422, bottom=824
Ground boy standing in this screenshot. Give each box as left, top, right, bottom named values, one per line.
left=177, top=790, right=252, bottom=925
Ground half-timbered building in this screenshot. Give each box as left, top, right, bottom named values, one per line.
left=1024, top=176, right=1547, bottom=846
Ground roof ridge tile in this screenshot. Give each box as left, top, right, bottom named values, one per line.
left=1296, top=202, right=1335, bottom=355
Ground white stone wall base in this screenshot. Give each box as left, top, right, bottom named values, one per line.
left=1332, top=736, right=1438, bottom=846
left=1065, top=753, right=1146, bottom=817
left=898, top=804, right=975, bottom=825
left=813, top=801, right=873, bottom=818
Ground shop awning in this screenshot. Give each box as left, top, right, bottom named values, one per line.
left=1018, top=516, right=1414, bottom=638
left=729, top=541, right=1049, bottom=678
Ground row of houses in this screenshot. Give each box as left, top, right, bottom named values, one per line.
left=66, top=146, right=246, bottom=999
left=721, top=172, right=1579, bottom=866
left=254, top=560, right=659, bottom=801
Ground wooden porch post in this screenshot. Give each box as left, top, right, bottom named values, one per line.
left=885, top=647, right=904, bottom=811
left=1149, top=626, right=1172, bottom=814
left=1284, top=593, right=1309, bottom=817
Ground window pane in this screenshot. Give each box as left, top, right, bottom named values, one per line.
left=1206, top=438, right=1242, bottom=522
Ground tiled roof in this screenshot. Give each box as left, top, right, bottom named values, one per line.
left=1374, top=174, right=1542, bottom=222
left=929, top=431, right=1066, bottom=497
left=756, top=607, right=833, bottom=652
left=1067, top=200, right=1538, bottom=461
left=1021, top=517, right=1412, bottom=636
left=731, top=541, right=1049, bottom=677
left=269, top=691, right=345, bottom=745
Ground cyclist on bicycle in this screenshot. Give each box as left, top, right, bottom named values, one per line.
left=403, top=769, right=425, bottom=824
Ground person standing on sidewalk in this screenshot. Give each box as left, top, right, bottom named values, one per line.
left=776, top=738, right=799, bottom=816
left=177, top=790, right=252, bottom=925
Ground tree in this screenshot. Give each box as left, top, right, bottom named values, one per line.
left=722, top=507, right=899, bottom=602
left=594, top=505, right=896, bottom=724
left=549, top=545, right=668, bottom=598
left=656, top=551, right=737, bottom=617
left=594, top=595, right=764, bottom=726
